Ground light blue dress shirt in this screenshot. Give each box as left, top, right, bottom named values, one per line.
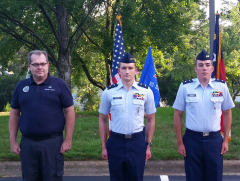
left=99, top=81, right=156, bottom=134
left=173, top=78, right=235, bottom=132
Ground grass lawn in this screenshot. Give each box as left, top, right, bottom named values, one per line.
left=0, top=107, right=240, bottom=161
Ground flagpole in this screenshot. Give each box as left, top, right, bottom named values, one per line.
left=209, top=0, right=215, bottom=59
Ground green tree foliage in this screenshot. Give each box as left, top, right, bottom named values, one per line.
left=220, top=4, right=240, bottom=100
left=0, top=75, right=20, bottom=111
left=0, top=0, right=204, bottom=108
left=68, top=0, right=202, bottom=107
left=1, top=0, right=239, bottom=109
left=0, top=0, right=106, bottom=88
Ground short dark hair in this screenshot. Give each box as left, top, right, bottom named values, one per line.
left=28, top=50, right=48, bottom=64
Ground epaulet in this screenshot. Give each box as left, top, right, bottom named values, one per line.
left=107, top=83, right=118, bottom=90
left=182, top=79, right=193, bottom=85
left=214, top=79, right=225, bottom=84
left=138, top=82, right=148, bottom=89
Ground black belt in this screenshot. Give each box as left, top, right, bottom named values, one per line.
left=186, top=128, right=220, bottom=137
left=23, top=132, right=63, bottom=141
left=110, top=130, right=144, bottom=139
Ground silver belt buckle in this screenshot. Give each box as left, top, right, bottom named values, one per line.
left=125, top=134, right=132, bottom=139
left=203, top=132, right=209, bottom=136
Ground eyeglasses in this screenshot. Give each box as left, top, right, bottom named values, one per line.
left=30, top=62, right=48, bottom=67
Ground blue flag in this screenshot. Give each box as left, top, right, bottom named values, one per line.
left=140, top=47, right=160, bottom=107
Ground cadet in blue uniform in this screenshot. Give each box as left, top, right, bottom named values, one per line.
left=9, top=50, right=75, bottom=181
left=99, top=52, right=156, bottom=181
left=173, top=49, right=235, bottom=181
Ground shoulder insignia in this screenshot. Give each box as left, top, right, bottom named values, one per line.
left=214, top=79, right=225, bottom=83
left=182, top=79, right=193, bottom=85
left=107, top=83, right=118, bottom=90
left=138, top=83, right=148, bottom=89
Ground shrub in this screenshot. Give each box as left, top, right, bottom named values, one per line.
left=0, top=75, right=20, bottom=111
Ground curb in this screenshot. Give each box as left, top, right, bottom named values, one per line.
left=0, top=160, right=240, bottom=177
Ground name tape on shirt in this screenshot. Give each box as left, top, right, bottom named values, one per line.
left=113, top=96, right=122, bottom=100
left=187, top=94, right=196, bottom=97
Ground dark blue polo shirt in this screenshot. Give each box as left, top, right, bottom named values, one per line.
left=11, top=74, right=73, bottom=136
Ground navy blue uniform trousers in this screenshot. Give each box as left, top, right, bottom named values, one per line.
left=20, top=135, right=64, bottom=181
left=183, top=129, right=223, bottom=181
left=106, top=131, right=147, bottom=181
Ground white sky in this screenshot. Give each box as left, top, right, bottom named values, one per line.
left=202, top=0, right=238, bottom=26
left=206, top=0, right=238, bottom=17
left=215, top=0, right=238, bottom=13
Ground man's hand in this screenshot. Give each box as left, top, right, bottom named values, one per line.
left=178, top=143, right=186, bottom=157
left=10, top=141, right=21, bottom=155
left=60, top=139, right=72, bottom=154
left=146, top=146, right=152, bottom=160
left=102, top=147, right=108, bottom=160
left=221, top=140, right=229, bottom=155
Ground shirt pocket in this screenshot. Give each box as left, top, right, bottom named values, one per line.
left=186, top=96, right=200, bottom=113
left=133, top=99, right=144, bottom=115
left=186, top=96, right=199, bottom=103
left=111, top=99, right=124, bottom=111
left=211, top=97, right=224, bottom=110
left=132, top=99, right=144, bottom=106
left=41, top=89, right=58, bottom=106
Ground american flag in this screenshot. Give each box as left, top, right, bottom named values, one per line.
left=108, top=15, right=125, bottom=134
left=111, top=15, right=125, bottom=85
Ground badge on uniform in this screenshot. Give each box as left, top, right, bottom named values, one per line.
left=133, top=93, right=144, bottom=100
left=212, top=91, right=223, bottom=97
left=23, top=86, right=29, bottom=93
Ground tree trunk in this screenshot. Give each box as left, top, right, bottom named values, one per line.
left=105, top=0, right=112, bottom=86
left=57, top=53, right=72, bottom=89
left=55, top=3, right=72, bottom=89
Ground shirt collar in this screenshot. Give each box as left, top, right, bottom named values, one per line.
left=117, top=81, right=123, bottom=88
left=192, top=78, right=200, bottom=89
left=114, top=81, right=124, bottom=91
left=132, top=81, right=139, bottom=89
left=30, top=73, right=50, bottom=85
left=118, top=81, right=139, bottom=90
left=194, top=78, right=215, bottom=89
left=208, top=78, right=215, bottom=88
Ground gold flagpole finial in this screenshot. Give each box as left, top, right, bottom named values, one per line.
left=116, top=14, right=122, bottom=27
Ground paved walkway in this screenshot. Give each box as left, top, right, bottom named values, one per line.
left=0, top=160, right=240, bottom=177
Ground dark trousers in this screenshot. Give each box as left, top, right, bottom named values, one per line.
left=20, top=134, right=64, bottom=181
left=107, top=131, right=147, bottom=181
left=183, top=129, right=223, bottom=181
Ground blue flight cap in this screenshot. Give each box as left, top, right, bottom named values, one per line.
left=120, top=52, right=136, bottom=63
left=196, top=49, right=211, bottom=61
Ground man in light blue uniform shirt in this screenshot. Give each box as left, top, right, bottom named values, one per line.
left=99, top=52, right=156, bottom=181
left=173, top=49, right=235, bottom=181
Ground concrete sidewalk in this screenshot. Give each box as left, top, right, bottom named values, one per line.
left=0, top=160, right=240, bottom=177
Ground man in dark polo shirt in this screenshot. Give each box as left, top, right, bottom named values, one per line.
left=9, top=50, right=75, bottom=181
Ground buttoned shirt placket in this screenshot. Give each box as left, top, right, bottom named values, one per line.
left=201, top=86, right=208, bottom=132
left=126, top=87, right=131, bottom=133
